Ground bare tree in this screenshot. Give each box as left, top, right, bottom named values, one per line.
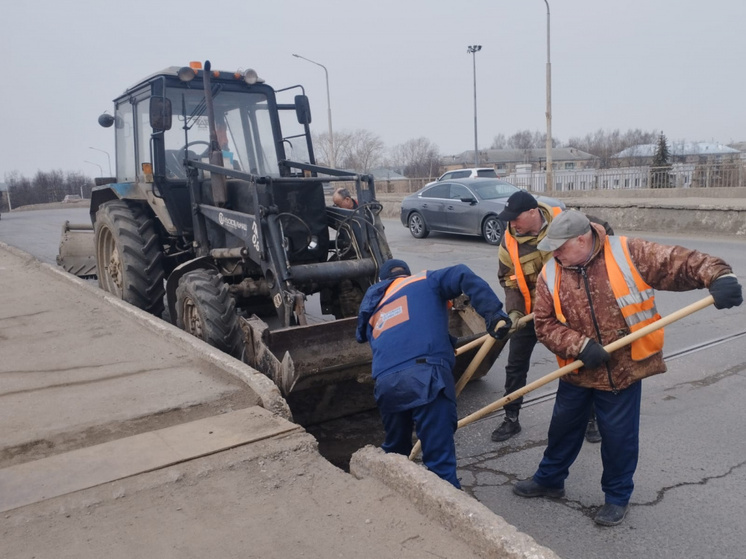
left=3, top=170, right=94, bottom=208
left=338, top=129, right=385, bottom=173
left=567, top=128, right=658, bottom=168
left=507, top=130, right=535, bottom=150
left=389, top=137, right=441, bottom=179
left=312, top=130, right=354, bottom=169
left=490, top=134, right=507, bottom=149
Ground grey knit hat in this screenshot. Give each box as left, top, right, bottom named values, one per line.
left=537, top=210, right=591, bottom=251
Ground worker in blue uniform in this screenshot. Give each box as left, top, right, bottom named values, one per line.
left=356, top=259, right=511, bottom=488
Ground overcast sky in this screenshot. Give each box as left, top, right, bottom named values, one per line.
left=3, top=0, right=745, bottom=179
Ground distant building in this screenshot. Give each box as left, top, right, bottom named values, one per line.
left=613, top=141, right=741, bottom=166
left=442, top=147, right=598, bottom=175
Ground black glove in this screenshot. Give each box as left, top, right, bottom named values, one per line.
left=578, top=339, right=611, bottom=369
left=490, top=315, right=512, bottom=341
left=709, top=275, right=743, bottom=310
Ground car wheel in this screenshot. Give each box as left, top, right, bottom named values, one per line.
left=482, top=216, right=504, bottom=246
left=408, top=212, right=429, bottom=239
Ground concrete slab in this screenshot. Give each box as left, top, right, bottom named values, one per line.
left=0, top=242, right=290, bottom=468
left=0, top=407, right=301, bottom=513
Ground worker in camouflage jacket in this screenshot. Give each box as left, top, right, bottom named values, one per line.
left=492, top=190, right=610, bottom=443
left=513, top=210, right=742, bottom=527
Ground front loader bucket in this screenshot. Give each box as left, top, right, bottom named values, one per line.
left=56, top=221, right=97, bottom=278
left=239, top=294, right=502, bottom=426
left=240, top=315, right=375, bottom=425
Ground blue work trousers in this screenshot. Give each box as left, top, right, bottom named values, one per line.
left=380, top=388, right=460, bottom=489
left=533, top=379, right=642, bottom=506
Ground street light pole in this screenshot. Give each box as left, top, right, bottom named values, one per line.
left=84, top=160, right=103, bottom=177
left=467, top=45, right=482, bottom=167
left=292, top=54, right=335, bottom=168
left=89, top=146, right=112, bottom=176
left=543, top=0, right=553, bottom=192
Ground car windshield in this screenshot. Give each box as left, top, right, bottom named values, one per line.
left=476, top=169, right=498, bottom=178
left=164, top=87, right=279, bottom=178
left=473, top=182, right=518, bottom=200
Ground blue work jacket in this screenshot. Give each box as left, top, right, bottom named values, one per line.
left=356, top=265, right=506, bottom=412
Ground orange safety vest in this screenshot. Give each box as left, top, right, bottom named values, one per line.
left=504, top=205, right=562, bottom=313
left=541, top=235, right=664, bottom=366
left=377, top=272, right=427, bottom=308
left=370, top=271, right=452, bottom=338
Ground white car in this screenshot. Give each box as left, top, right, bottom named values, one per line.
left=427, top=167, right=498, bottom=186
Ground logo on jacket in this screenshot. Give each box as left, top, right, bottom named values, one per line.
left=370, top=295, right=410, bottom=339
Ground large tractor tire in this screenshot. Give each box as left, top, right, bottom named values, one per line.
left=175, top=269, right=244, bottom=360
left=94, top=200, right=165, bottom=316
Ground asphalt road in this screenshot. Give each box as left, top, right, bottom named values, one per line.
left=2, top=208, right=745, bottom=559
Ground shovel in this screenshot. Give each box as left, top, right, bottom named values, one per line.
left=409, top=295, right=714, bottom=460
left=455, top=295, right=715, bottom=432
left=409, top=313, right=535, bottom=459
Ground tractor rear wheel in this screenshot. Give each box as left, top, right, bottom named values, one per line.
left=94, top=200, right=165, bottom=316
left=175, top=269, right=244, bottom=359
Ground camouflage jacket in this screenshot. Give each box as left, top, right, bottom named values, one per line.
left=497, top=203, right=557, bottom=314
left=534, top=223, right=733, bottom=391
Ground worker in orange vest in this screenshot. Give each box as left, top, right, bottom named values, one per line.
left=492, top=190, right=611, bottom=443
left=514, top=210, right=742, bottom=526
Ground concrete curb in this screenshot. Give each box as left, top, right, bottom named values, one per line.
left=350, top=446, right=561, bottom=559
left=0, top=241, right=292, bottom=422
left=562, top=201, right=746, bottom=237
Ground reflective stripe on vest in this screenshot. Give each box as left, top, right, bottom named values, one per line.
left=504, top=205, right=562, bottom=313
left=377, top=272, right=427, bottom=309
left=541, top=236, right=664, bottom=362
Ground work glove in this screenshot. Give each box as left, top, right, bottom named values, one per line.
left=577, top=339, right=611, bottom=369
left=488, top=313, right=512, bottom=341
left=493, top=310, right=526, bottom=340
left=508, top=310, right=526, bottom=332
left=709, top=275, right=743, bottom=309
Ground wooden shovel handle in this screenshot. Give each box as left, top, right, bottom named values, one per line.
left=454, top=313, right=535, bottom=356
left=456, top=295, right=715, bottom=430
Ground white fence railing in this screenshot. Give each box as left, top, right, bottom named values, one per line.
left=505, top=162, right=745, bottom=193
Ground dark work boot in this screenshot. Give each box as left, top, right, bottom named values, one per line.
left=593, top=503, right=629, bottom=526
left=513, top=479, right=565, bottom=499
left=491, top=417, right=521, bottom=442
left=585, top=414, right=602, bottom=444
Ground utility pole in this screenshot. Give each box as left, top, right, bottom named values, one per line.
left=293, top=54, right=335, bottom=168
left=467, top=45, right=482, bottom=167
left=543, top=0, right=553, bottom=192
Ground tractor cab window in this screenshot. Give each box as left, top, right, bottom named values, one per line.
left=277, top=107, right=312, bottom=167
left=115, top=102, right=137, bottom=182
left=162, top=88, right=280, bottom=180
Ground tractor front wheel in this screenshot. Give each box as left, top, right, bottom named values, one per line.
left=175, top=269, right=244, bottom=359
